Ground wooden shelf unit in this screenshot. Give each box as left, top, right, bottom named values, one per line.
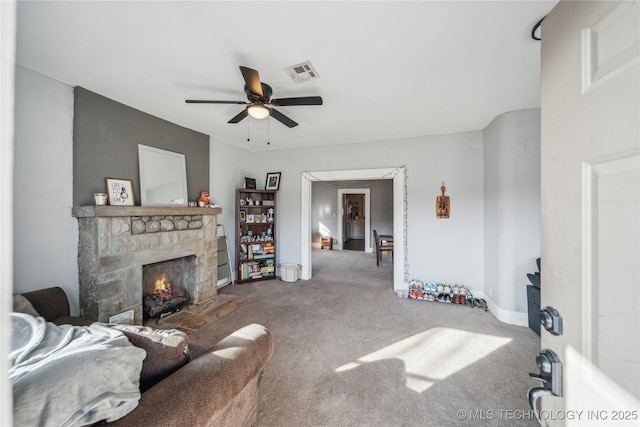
left=236, top=189, right=277, bottom=283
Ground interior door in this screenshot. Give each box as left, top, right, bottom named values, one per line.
left=538, top=1, right=639, bottom=425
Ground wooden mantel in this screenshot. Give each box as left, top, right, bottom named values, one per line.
left=72, top=205, right=222, bottom=218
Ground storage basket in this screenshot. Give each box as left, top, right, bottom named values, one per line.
left=280, top=263, right=301, bottom=282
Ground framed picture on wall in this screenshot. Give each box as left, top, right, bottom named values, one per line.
left=244, top=177, right=257, bottom=189
left=105, top=178, right=135, bottom=206
left=265, top=172, right=281, bottom=191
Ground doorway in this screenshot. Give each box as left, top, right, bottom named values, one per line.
left=337, top=189, right=370, bottom=252
left=301, top=167, right=406, bottom=291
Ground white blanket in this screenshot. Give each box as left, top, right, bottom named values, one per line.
left=10, top=313, right=146, bottom=426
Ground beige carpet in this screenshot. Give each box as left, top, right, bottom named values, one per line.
left=188, top=249, right=540, bottom=427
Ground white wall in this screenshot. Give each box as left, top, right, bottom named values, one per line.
left=311, top=181, right=339, bottom=245
left=251, top=132, right=486, bottom=294
left=484, top=108, right=541, bottom=325
left=13, top=66, right=79, bottom=313
left=209, top=138, right=258, bottom=273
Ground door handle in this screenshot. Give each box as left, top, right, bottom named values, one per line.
left=528, top=387, right=552, bottom=425
left=528, top=349, right=562, bottom=424
left=531, top=349, right=562, bottom=396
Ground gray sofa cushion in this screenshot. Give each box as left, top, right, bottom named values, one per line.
left=108, top=324, right=191, bottom=392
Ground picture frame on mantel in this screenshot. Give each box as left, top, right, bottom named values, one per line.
left=105, top=178, right=135, bottom=206
left=265, top=172, right=281, bottom=191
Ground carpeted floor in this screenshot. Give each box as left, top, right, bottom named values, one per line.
left=188, top=249, right=540, bottom=427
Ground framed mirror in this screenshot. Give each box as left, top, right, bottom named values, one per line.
left=138, top=144, right=188, bottom=206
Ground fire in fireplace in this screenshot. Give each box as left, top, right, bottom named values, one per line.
left=143, top=256, right=195, bottom=321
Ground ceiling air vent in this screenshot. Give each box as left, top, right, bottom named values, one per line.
left=284, top=61, right=320, bottom=83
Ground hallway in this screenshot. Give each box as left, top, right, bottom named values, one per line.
left=342, top=239, right=364, bottom=251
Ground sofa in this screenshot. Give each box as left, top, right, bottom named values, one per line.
left=13, top=287, right=274, bottom=426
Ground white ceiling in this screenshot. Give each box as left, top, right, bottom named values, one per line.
left=16, top=1, right=557, bottom=152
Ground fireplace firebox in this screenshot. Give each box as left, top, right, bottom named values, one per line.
left=143, top=256, right=196, bottom=321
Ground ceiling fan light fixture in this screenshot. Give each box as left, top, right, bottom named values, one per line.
left=247, top=104, right=270, bottom=120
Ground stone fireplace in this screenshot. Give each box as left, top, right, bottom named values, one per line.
left=73, top=205, right=221, bottom=325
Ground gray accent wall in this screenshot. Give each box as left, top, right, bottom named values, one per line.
left=73, top=87, right=209, bottom=206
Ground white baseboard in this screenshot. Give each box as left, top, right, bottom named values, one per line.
left=473, top=292, right=529, bottom=327
left=394, top=286, right=530, bottom=328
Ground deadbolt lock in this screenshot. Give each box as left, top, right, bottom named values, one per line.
left=540, top=306, right=563, bottom=336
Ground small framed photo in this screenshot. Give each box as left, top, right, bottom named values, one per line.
left=265, top=172, right=281, bottom=191
left=246, top=214, right=255, bottom=224
left=105, top=178, right=135, bottom=206
left=240, top=210, right=246, bottom=222
left=244, top=177, right=257, bottom=189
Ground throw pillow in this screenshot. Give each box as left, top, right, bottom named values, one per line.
left=12, top=294, right=40, bottom=317
left=108, top=324, right=191, bottom=392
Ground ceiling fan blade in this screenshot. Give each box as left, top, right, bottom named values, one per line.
left=239, top=66, right=263, bottom=97
left=228, top=108, right=248, bottom=124
left=270, top=108, right=298, bottom=128
left=186, top=100, right=248, bottom=104
left=270, top=96, right=323, bottom=106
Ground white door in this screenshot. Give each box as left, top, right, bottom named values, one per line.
left=538, top=1, right=639, bottom=425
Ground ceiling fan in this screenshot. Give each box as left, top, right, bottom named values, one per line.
left=186, top=66, right=323, bottom=128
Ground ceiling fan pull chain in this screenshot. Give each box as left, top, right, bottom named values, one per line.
left=247, top=117, right=251, bottom=142
left=267, top=118, right=271, bottom=145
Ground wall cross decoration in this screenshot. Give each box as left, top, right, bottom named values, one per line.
left=436, top=182, right=450, bottom=219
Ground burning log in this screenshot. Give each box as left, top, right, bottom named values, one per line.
left=146, top=295, right=190, bottom=319
left=143, top=272, right=190, bottom=320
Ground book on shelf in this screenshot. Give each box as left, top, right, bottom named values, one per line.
left=262, top=245, right=275, bottom=254
left=246, top=243, right=275, bottom=260
left=260, top=265, right=275, bottom=276
left=240, top=261, right=260, bottom=280
left=239, top=259, right=276, bottom=280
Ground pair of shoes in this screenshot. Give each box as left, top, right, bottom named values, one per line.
left=452, top=294, right=468, bottom=305
left=474, top=298, right=488, bottom=311
left=437, top=293, right=452, bottom=303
